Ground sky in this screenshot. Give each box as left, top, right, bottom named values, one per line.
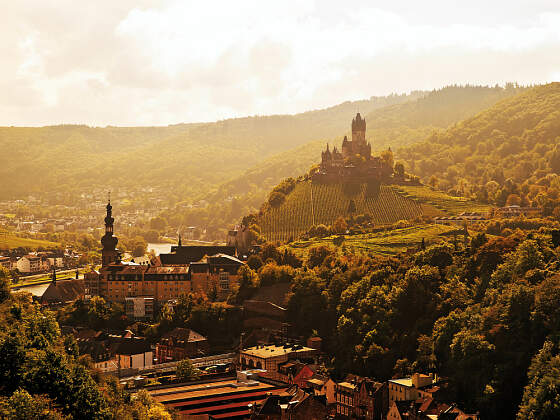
left=2, top=0, right=560, bottom=126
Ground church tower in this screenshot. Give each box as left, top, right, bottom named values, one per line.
left=101, top=195, right=119, bottom=267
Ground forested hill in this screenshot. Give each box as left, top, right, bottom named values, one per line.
left=396, top=83, right=560, bottom=213
left=0, top=93, right=417, bottom=200
left=197, top=85, right=526, bottom=235
left=363, top=83, right=527, bottom=150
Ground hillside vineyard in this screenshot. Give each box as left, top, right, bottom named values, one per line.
left=259, top=183, right=423, bottom=241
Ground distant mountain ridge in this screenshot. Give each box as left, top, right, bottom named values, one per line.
left=0, top=92, right=421, bottom=200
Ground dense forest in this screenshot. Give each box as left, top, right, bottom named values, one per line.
left=229, top=218, right=560, bottom=419
left=396, top=83, right=560, bottom=214
left=0, top=282, right=173, bottom=419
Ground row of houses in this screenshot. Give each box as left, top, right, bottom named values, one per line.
left=0, top=252, right=65, bottom=273
left=68, top=326, right=210, bottom=372
left=237, top=343, right=478, bottom=420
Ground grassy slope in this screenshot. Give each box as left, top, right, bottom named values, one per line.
left=395, top=185, right=493, bottom=214
left=0, top=233, right=60, bottom=250
left=286, top=223, right=462, bottom=258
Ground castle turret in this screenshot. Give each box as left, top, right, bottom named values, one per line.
left=351, top=112, right=366, bottom=145
left=342, top=135, right=351, bottom=158
left=101, top=195, right=119, bottom=267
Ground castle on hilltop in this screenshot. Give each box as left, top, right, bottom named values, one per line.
left=315, top=113, right=389, bottom=182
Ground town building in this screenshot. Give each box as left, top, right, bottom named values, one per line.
left=239, top=344, right=319, bottom=382
left=190, top=254, right=245, bottom=300
left=306, top=374, right=337, bottom=405
left=40, top=278, right=85, bottom=306
left=334, top=374, right=388, bottom=419
left=386, top=397, right=479, bottom=420
left=155, top=327, right=209, bottom=363
left=125, top=296, right=155, bottom=320
left=16, top=255, right=42, bottom=273
left=276, top=360, right=317, bottom=387
left=388, top=373, right=443, bottom=403
left=116, top=337, right=153, bottom=370
left=335, top=381, right=355, bottom=418
left=249, top=384, right=328, bottom=419
left=85, top=199, right=245, bottom=305
left=148, top=370, right=286, bottom=419
left=73, top=328, right=135, bottom=373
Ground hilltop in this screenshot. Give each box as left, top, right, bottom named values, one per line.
left=193, top=85, right=524, bottom=236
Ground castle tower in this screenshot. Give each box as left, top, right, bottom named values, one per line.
left=101, top=195, right=119, bottom=267
left=351, top=112, right=366, bottom=145
left=342, top=135, right=351, bottom=159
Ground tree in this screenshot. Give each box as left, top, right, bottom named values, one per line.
left=550, top=143, right=560, bottom=174
left=517, top=340, right=560, bottom=419
left=347, top=199, right=356, bottom=214
left=176, top=359, right=200, bottom=381
left=268, top=191, right=285, bottom=208
left=428, top=175, right=438, bottom=189
left=380, top=148, right=394, bottom=169
left=0, top=266, right=11, bottom=303
left=0, top=389, right=64, bottom=420
left=247, top=254, right=263, bottom=271
left=506, top=193, right=522, bottom=206
left=332, top=217, right=348, bottom=234
left=394, top=162, right=405, bottom=178
left=307, top=246, right=333, bottom=268
left=150, top=217, right=167, bottom=231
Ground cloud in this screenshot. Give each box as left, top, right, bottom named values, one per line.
left=1, top=0, right=560, bottom=126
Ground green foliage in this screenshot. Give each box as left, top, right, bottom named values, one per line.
left=235, top=221, right=560, bottom=418
left=246, top=254, right=263, bottom=271
left=288, top=223, right=459, bottom=258
left=397, top=83, right=560, bottom=214
left=0, top=266, right=11, bottom=303
left=258, top=263, right=294, bottom=287
left=517, top=340, right=560, bottom=420
left=176, top=359, right=200, bottom=382
left=0, top=389, right=66, bottom=420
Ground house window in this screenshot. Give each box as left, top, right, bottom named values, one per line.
left=219, top=271, right=229, bottom=290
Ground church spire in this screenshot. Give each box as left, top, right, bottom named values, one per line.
left=101, top=193, right=119, bottom=266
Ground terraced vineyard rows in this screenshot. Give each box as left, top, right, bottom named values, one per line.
left=394, top=185, right=493, bottom=215
left=286, top=223, right=461, bottom=258
left=259, top=181, right=424, bottom=242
